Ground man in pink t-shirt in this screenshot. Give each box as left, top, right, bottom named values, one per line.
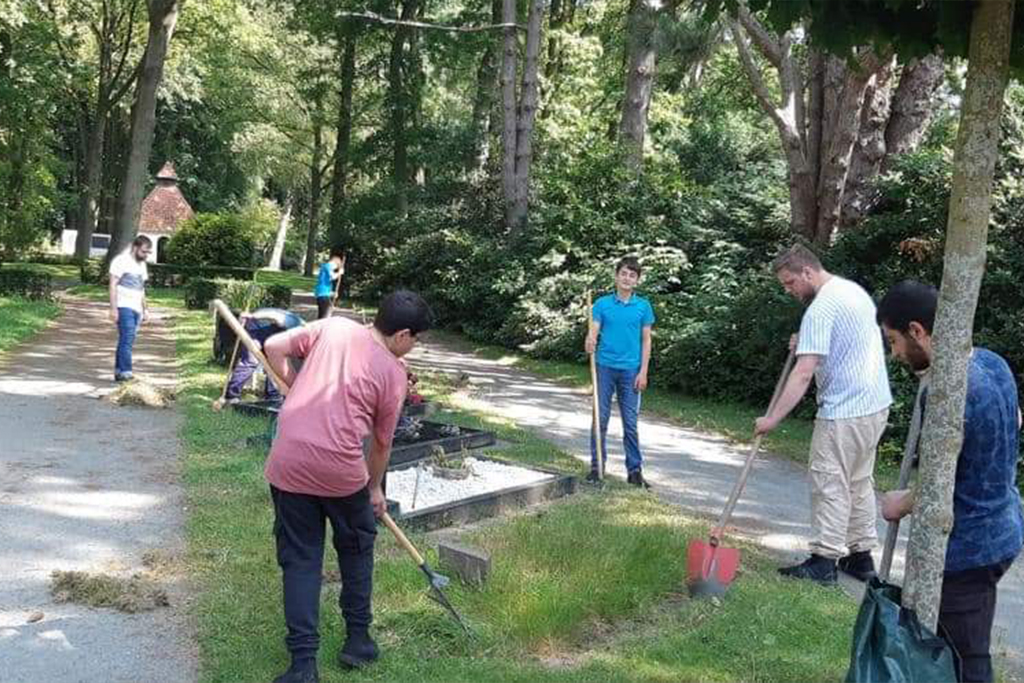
left=262, top=290, right=433, bottom=683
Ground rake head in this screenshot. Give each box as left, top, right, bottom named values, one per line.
left=420, top=565, right=471, bottom=633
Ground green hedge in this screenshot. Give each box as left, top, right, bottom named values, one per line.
left=183, top=278, right=291, bottom=311
left=0, top=268, right=53, bottom=300
left=80, top=259, right=256, bottom=287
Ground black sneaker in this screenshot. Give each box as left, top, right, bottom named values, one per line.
left=837, top=550, right=877, bottom=582
left=338, top=630, right=379, bottom=670
left=778, top=554, right=837, bottom=586
left=585, top=469, right=602, bottom=484
left=114, top=372, right=133, bottom=382
left=627, top=470, right=651, bottom=490
left=272, top=660, right=319, bottom=683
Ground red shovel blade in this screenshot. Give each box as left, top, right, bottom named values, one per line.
left=686, top=539, right=740, bottom=587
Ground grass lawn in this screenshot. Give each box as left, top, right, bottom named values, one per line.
left=68, top=283, right=185, bottom=309
left=174, top=307, right=859, bottom=683
left=256, top=269, right=318, bottom=291
left=0, top=296, right=62, bottom=357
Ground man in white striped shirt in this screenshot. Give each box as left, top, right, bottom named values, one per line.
left=754, top=245, right=892, bottom=585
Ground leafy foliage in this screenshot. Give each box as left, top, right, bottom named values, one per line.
left=182, top=277, right=291, bottom=311
left=165, top=213, right=262, bottom=268
left=0, top=267, right=54, bottom=300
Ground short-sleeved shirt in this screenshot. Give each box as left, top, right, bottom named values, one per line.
left=796, top=276, right=891, bottom=419
left=593, top=293, right=655, bottom=371
left=941, top=348, right=1023, bottom=572
left=109, top=250, right=148, bottom=313
left=264, top=318, right=407, bottom=497
left=314, top=262, right=338, bottom=298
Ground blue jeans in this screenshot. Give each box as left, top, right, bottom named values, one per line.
left=115, top=307, right=141, bottom=377
left=590, top=363, right=643, bottom=473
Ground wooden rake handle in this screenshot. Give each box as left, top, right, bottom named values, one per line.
left=380, top=512, right=425, bottom=566
left=211, top=299, right=290, bottom=396
left=586, top=291, right=604, bottom=479
left=710, top=347, right=796, bottom=543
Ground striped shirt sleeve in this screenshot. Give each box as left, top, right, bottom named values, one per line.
left=797, top=302, right=834, bottom=357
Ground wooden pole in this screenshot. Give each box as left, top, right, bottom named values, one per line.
left=587, top=292, right=604, bottom=480
left=329, top=254, right=346, bottom=317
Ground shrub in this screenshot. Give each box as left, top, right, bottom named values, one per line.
left=0, top=268, right=53, bottom=300
left=183, top=277, right=291, bottom=311
left=165, top=213, right=260, bottom=267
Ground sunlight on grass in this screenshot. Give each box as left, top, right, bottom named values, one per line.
left=173, top=308, right=858, bottom=683
left=0, top=296, right=61, bottom=357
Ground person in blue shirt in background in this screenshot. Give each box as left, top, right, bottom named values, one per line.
left=314, top=250, right=346, bottom=319
left=877, top=281, right=1022, bottom=683
left=584, top=255, right=656, bottom=489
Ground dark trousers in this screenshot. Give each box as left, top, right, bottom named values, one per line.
left=316, top=296, right=332, bottom=319
left=225, top=324, right=280, bottom=400
left=115, top=307, right=140, bottom=376
left=939, top=557, right=1014, bottom=683
left=270, top=485, right=377, bottom=663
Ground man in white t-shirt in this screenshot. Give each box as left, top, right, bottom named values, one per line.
left=108, top=235, right=152, bottom=382
left=754, top=244, right=892, bottom=585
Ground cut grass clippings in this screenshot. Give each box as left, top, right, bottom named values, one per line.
left=50, top=570, right=169, bottom=613
left=174, top=306, right=859, bottom=683
left=107, top=379, right=176, bottom=408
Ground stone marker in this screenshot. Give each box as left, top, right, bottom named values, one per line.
left=438, top=541, right=491, bottom=586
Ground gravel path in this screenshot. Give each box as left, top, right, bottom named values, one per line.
left=0, top=297, right=196, bottom=683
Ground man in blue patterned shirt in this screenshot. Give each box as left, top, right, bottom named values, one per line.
left=877, top=280, right=1022, bottom=683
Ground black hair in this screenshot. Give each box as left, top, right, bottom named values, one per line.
left=616, top=255, right=642, bottom=276
left=374, top=290, right=434, bottom=336
left=877, top=280, right=938, bottom=334
left=132, top=235, right=152, bottom=248
left=329, top=248, right=345, bottom=260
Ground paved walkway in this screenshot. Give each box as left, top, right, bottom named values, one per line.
left=384, top=311, right=1023, bottom=676
left=0, top=297, right=195, bottom=683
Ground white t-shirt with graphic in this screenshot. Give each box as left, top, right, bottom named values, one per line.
left=797, top=275, right=892, bottom=420
left=109, top=250, right=149, bottom=313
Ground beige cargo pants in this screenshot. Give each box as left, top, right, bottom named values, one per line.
left=808, top=408, right=889, bottom=560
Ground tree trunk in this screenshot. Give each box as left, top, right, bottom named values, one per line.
left=74, top=113, right=108, bottom=259
left=328, top=26, right=356, bottom=249
left=303, top=118, right=324, bottom=277
left=617, top=0, right=660, bottom=171
left=883, top=53, right=946, bottom=169
left=500, top=0, right=518, bottom=230
left=902, top=0, right=1014, bottom=632
left=467, top=0, right=502, bottom=175
left=267, top=192, right=293, bottom=270
left=107, top=0, right=181, bottom=262
left=813, top=52, right=883, bottom=245
left=388, top=0, right=417, bottom=218
left=508, top=0, right=543, bottom=234
left=841, top=58, right=895, bottom=228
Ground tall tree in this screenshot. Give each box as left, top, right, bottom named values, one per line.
left=43, top=0, right=144, bottom=259
left=328, top=22, right=357, bottom=249
left=617, top=0, right=677, bottom=170
left=388, top=0, right=418, bottom=217
left=727, top=6, right=945, bottom=245
left=107, top=0, right=181, bottom=260
left=501, top=0, right=544, bottom=234
left=467, top=0, right=502, bottom=175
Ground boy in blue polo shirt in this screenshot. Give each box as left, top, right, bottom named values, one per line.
left=314, top=251, right=346, bottom=319
left=584, top=256, right=656, bottom=488
left=877, top=281, right=1022, bottom=683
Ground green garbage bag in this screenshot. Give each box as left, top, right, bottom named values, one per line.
left=845, top=577, right=957, bottom=683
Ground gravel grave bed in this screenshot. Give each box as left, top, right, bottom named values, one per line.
left=387, top=457, right=555, bottom=512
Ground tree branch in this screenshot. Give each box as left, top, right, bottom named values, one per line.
left=735, top=5, right=781, bottom=68
left=729, top=21, right=793, bottom=140
left=336, top=10, right=524, bottom=33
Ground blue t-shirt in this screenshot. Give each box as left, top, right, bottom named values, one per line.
left=592, top=293, right=655, bottom=371
left=941, top=348, right=1023, bottom=572
left=314, top=262, right=337, bottom=297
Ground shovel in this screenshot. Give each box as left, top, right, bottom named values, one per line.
left=380, top=512, right=471, bottom=633
left=687, top=347, right=796, bottom=598
left=213, top=301, right=469, bottom=630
